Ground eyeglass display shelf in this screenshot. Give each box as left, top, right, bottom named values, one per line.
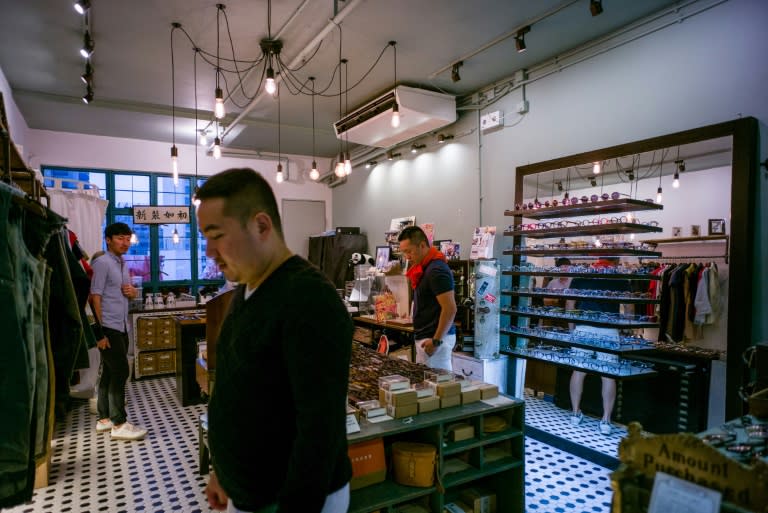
left=641, top=235, right=729, bottom=244
left=500, top=307, right=659, bottom=329
left=500, top=327, right=656, bottom=355
left=500, top=289, right=660, bottom=304
left=503, top=248, right=662, bottom=258
left=503, top=223, right=662, bottom=239
left=504, top=198, right=663, bottom=220
left=500, top=346, right=658, bottom=380
left=502, top=270, right=660, bottom=281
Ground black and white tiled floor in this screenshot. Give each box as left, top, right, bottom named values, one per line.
left=7, top=378, right=614, bottom=513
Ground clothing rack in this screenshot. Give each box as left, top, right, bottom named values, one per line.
left=0, top=180, right=47, bottom=219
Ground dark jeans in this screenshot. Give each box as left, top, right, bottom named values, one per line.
left=97, top=327, right=129, bottom=425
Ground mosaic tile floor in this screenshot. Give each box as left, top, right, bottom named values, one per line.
left=6, top=377, right=613, bottom=513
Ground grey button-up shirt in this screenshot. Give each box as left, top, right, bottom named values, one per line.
left=90, top=250, right=130, bottom=332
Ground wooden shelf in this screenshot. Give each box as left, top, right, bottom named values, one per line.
left=504, top=248, right=662, bottom=258
left=500, top=307, right=659, bottom=329
left=642, top=235, right=729, bottom=244
left=500, top=347, right=658, bottom=380
left=502, top=270, right=660, bottom=281
left=500, top=328, right=656, bottom=355
left=500, top=289, right=660, bottom=304
left=504, top=198, right=663, bottom=219
left=504, top=222, right=662, bottom=239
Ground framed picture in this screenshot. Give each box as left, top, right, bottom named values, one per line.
left=691, top=225, right=701, bottom=237
left=375, top=245, right=391, bottom=269
left=708, top=219, right=726, bottom=235
left=672, top=226, right=682, bottom=237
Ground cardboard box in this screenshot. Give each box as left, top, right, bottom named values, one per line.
left=379, top=388, right=418, bottom=407
left=447, top=423, right=475, bottom=442
left=348, top=438, right=386, bottom=491
left=440, top=394, right=461, bottom=409
left=428, top=381, right=460, bottom=397
left=417, top=396, right=441, bottom=414
left=459, top=488, right=497, bottom=513
left=386, top=402, right=418, bottom=419
left=444, top=501, right=473, bottom=513
left=461, top=387, right=481, bottom=405
left=479, top=384, right=499, bottom=400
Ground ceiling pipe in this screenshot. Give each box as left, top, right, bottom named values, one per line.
left=220, top=0, right=367, bottom=143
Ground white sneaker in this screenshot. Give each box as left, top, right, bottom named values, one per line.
left=111, top=422, right=147, bottom=441
left=96, top=419, right=113, bottom=433
left=599, top=421, right=612, bottom=435
left=570, top=412, right=583, bottom=426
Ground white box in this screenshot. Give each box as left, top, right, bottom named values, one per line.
left=451, top=353, right=508, bottom=394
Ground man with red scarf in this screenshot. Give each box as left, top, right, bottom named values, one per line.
left=399, top=226, right=457, bottom=370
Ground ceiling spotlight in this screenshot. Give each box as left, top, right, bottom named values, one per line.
left=437, top=134, right=453, bottom=144
left=386, top=150, right=401, bottom=161
left=451, top=61, right=463, bottom=83
left=411, top=143, right=426, bottom=154
left=365, top=161, right=377, bottom=169
left=73, top=0, right=90, bottom=15
left=80, top=60, right=93, bottom=85
left=80, top=31, right=95, bottom=58
left=590, top=0, right=604, bottom=17
left=675, top=159, right=686, bottom=173
left=515, top=26, right=530, bottom=54
left=82, top=86, right=94, bottom=104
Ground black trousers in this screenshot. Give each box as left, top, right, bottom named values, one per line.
left=97, top=327, right=130, bottom=425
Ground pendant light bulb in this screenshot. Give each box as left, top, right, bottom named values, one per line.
left=672, top=171, right=680, bottom=188
left=170, top=145, right=179, bottom=186
left=309, top=161, right=319, bottom=181
left=213, top=137, right=222, bottom=159
left=391, top=103, right=400, bottom=128
left=344, top=152, right=352, bottom=176
left=656, top=186, right=663, bottom=204
left=214, top=87, right=225, bottom=119
left=593, top=162, right=601, bottom=175
left=199, top=131, right=208, bottom=146
left=172, top=228, right=180, bottom=245
left=334, top=155, right=346, bottom=178
left=275, top=163, right=284, bottom=184
left=265, top=68, right=277, bottom=95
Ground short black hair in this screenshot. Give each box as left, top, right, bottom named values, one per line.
left=105, top=222, right=132, bottom=238
left=555, top=257, right=571, bottom=267
left=398, top=226, right=428, bottom=245
left=196, top=168, right=284, bottom=238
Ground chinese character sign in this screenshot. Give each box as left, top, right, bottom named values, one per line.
left=133, top=206, right=192, bottom=224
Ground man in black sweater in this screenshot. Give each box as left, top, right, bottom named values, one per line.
left=196, top=168, right=353, bottom=513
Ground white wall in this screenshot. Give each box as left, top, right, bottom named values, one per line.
left=332, top=0, right=768, bottom=342
left=0, top=66, right=30, bottom=158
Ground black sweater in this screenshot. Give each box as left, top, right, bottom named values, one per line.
left=208, top=256, right=353, bottom=512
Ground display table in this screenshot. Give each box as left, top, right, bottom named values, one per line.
left=352, top=315, right=415, bottom=359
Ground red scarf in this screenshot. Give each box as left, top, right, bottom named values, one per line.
left=406, top=247, right=447, bottom=289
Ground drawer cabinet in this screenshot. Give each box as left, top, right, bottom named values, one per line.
left=130, top=308, right=204, bottom=379
left=452, top=353, right=509, bottom=394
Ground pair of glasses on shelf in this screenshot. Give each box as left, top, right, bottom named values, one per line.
left=516, top=191, right=629, bottom=211
left=508, top=286, right=652, bottom=299
left=503, top=264, right=655, bottom=275
left=505, top=325, right=653, bottom=349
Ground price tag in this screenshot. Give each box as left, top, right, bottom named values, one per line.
left=345, top=414, right=361, bottom=434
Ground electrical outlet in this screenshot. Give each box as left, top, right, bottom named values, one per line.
left=481, top=110, right=503, bottom=131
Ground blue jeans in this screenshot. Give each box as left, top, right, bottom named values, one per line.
left=97, top=327, right=130, bottom=425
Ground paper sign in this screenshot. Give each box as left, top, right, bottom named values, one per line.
left=478, top=264, right=497, bottom=277
left=133, top=205, right=191, bottom=224
left=648, top=472, right=721, bottom=513
left=345, top=414, right=361, bottom=434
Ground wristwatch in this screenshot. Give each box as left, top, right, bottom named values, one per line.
left=432, top=338, right=443, bottom=347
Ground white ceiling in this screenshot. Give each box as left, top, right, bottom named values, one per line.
left=0, top=0, right=683, bottom=158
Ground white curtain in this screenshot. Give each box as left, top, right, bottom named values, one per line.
left=47, top=189, right=109, bottom=256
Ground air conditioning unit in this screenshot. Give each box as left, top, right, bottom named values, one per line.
left=334, top=86, right=456, bottom=148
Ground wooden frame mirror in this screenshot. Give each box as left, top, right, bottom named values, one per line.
left=511, top=117, right=758, bottom=423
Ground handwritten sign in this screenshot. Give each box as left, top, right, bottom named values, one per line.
left=133, top=206, right=191, bottom=224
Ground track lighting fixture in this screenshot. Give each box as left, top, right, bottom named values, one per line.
left=437, top=134, right=453, bottom=144
left=411, top=143, right=426, bottom=154
left=515, top=27, right=530, bottom=54
left=213, top=137, right=222, bottom=159
left=590, top=178, right=597, bottom=187
left=74, top=0, right=90, bottom=15
left=451, top=61, right=463, bottom=83
left=590, top=0, right=604, bottom=17
left=386, top=150, right=401, bottom=161
left=82, top=86, right=94, bottom=104
left=365, top=161, right=377, bottom=169
left=81, top=60, right=93, bottom=85
left=172, top=228, right=180, bottom=245
left=592, top=161, right=601, bottom=174
left=80, top=30, right=95, bottom=58
left=276, top=163, right=284, bottom=183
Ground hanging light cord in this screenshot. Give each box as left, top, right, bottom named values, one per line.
left=171, top=27, right=176, bottom=148
left=310, top=77, right=316, bottom=160
left=193, top=47, right=199, bottom=185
